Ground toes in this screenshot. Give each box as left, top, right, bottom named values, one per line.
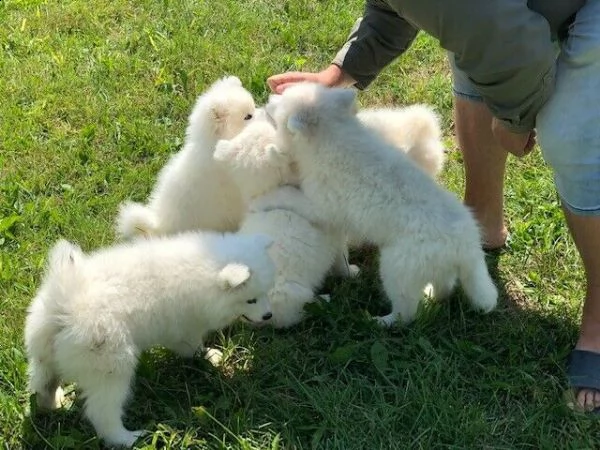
left=585, top=390, right=597, bottom=412
left=576, top=390, right=587, bottom=411
left=574, top=389, right=600, bottom=412
left=594, top=390, right=600, bottom=410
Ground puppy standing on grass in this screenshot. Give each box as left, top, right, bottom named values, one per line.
left=264, top=83, right=498, bottom=326
left=25, top=232, right=276, bottom=447
left=116, top=76, right=255, bottom=238
left=214, top=119, right=357, bottom=328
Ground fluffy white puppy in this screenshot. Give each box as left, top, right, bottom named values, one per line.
left=116, top=76, right=255, bottom=238
left=266, top=96, right=446, bottom=178
left=214, top=119, right=355, bottom=328
left=264, top=83, right=498, bottom=326
left=357, top=105, right=446, bottom=178
left=25, top=232, right=276, bottom=447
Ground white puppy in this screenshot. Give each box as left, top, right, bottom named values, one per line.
left=265, top=83, right=498, bottom=326
left=25, top=232, right=276, bottom=447
left=266, top=96, right=445, bottom=178
left=357, top=105, right=446, bottom=178
left=213, top=120, right=355, bottom=328
left=116, top=76, right=255, bottom=238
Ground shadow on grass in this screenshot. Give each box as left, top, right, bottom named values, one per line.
left=21, top=248, right=599, bottom=449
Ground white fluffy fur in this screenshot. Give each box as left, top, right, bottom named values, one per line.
left=116, top=76, right=255, bottom=239
left=25, top=232, right=276, bottom=447
left=267, top=96, right=446, bottom=178
left=214, top=119, right=355, bottom=328
left=265, top=83, right=498, bottom=326
left=357, top=105, right=446, bottom=178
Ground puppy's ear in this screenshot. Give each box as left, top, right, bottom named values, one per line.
left=287, top=109, right=316, bottom=134
left=213, top=139, right=237, bottom=163
left=218, top=263, right=252, bottom=290
left=330, top=88, right=357, bottom=112
left=221, top=76, right=242, bottom=87
left=210, top=102, right=229, bottom=123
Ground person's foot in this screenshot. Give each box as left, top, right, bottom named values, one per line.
left=572, top=385, right=600, bottom=412
left=481, top=226, right=509, bottom=251
left=466, top=205, right=508, bottom=250
left=569, top=286, right=600, bottom=411
left=570, top=333, right=600, bottom=411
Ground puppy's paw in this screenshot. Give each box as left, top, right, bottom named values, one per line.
left=53, top=386, right=66, bottom=409
left=476, top=297, right=497, bottom=314
left=128, top=429, right=147, bottom=447
left=423, top=283, right=435, bottom=298
left=331, top=253, right=359, bottom=279
left=318, top=294, right=331, bottom=303
left=375, top=313, right=398, bottom=328
left=471, top=285, right=498, bottom=314
left=107, top=429, right=146, bottom=448
left=35, top=386, right=66, bottom=411
left=347, top=264, right=360, bottom=278
left=203, top=348, right=224, bottom=367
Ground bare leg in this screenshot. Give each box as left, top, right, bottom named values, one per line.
left=563, top=210, right=600, bottom=411
left=454, top=98, right=509, bottom=249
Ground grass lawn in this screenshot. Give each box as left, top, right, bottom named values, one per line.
left=1, top=0, right=598, bottom=448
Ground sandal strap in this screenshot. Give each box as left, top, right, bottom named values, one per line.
left=568, top=349, right=600, bottom=390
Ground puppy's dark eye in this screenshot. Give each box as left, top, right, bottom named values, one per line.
left=246, top=298, right=257, bottom=304
left=244, top=114, right=253, bottom=121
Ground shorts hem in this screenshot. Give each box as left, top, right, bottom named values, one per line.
left=560, top=197, right=600, bottom=217
left=452, top=89, right=484, bottom=103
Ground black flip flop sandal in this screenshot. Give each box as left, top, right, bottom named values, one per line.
left=567, top=349, right=600, bottom=414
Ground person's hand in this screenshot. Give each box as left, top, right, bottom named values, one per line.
left=491, top=117, right=536, bottom=157
left=267, top=64, right=354, bottom=94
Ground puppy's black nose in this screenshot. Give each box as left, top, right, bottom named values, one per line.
left=262, top=312, right=272, bottom=321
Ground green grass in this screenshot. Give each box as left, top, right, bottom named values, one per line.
left=1, top=0, right=598, bottom=448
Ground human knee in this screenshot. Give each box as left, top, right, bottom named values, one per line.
left=537, top=114, right=600, bottom=216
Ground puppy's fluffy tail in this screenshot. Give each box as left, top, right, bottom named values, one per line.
left=115, top=201, right=157, bottom=239
left=24, top=239, right=84, bottom=410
